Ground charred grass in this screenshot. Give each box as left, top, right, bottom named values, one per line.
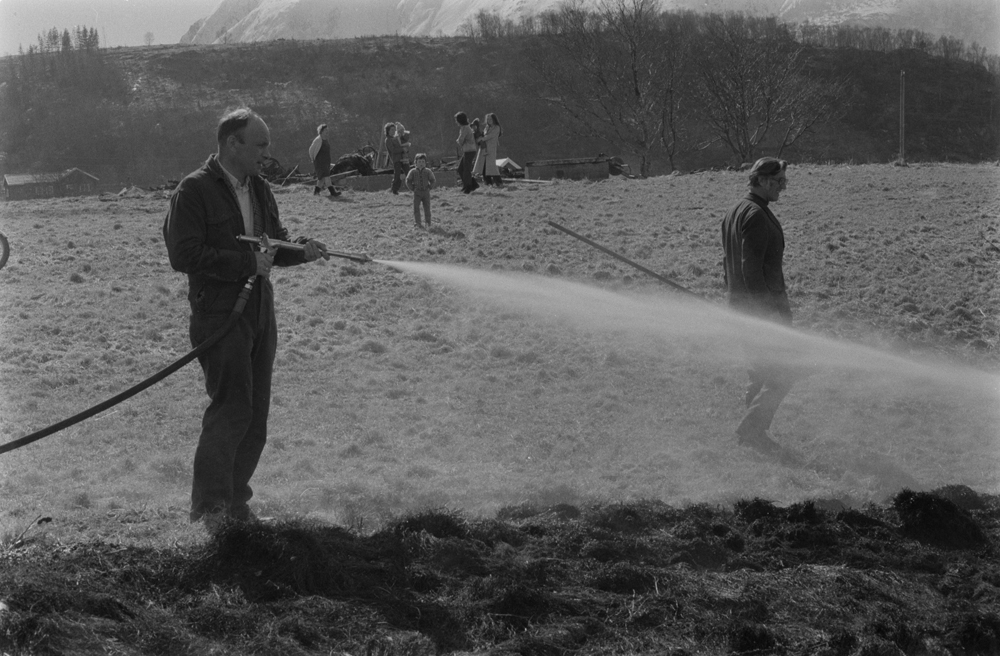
left=2, top=487, right=1000, bottom=655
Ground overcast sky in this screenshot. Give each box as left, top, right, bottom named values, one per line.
left=0, top=0, right=221, bottom=55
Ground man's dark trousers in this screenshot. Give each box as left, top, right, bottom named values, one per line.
left=189, top=281, right=276, bottom=521
left=737, top=360, right=796, bottom=440
left=734, top=308, right=795, bottom=441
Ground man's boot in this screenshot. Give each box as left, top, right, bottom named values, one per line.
left=328, top=186, right=341, bottom=197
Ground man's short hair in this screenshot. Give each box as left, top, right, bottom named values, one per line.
left=414, top=153, right=427, bottom=161
left=217, top=108, right=258, bottom=144
left=748, top=157, right=788, bottom=187
left=454, top=112, right=468, bottom=126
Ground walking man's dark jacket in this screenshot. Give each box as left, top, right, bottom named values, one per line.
left=720, top=192, right=791, bottom=323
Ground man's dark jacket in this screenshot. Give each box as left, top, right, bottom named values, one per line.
left=720, top=192, right=791, bottom=322
left=163, top=155, right=306, bottom=315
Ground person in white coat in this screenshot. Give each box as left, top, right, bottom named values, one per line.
left=473, top=113, right=503, bottom=187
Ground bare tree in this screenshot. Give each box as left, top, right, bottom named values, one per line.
left=655, top=11, right=696, bottom=171
left=694, top=12, right=850, bottom=162
left=144, top=32, right=155, bottom=47
left=532, top=0, right=688, bottom=176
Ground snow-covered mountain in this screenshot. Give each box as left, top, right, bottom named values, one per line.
left=180, top=0, right=403, bottom=44
left=779, top=0, right=998, bottom=50
left=179, top=0, right=999, bottom=52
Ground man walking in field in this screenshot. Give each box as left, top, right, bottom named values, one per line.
left=164, top=108, right=327, bottom=529
left=721, top=157, right=796, bottom=453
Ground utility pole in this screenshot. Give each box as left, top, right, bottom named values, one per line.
left=898, top=70, right=906, bottom=165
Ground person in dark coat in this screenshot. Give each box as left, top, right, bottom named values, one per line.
left=454, top=112, right=478, bottom=193
left=164, top=108, right=328, bottom=530
left=720, top=157, right=795, bottom=453
left=309, top=124, right=340, bottom=197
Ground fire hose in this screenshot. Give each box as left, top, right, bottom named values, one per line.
left=2, top=224, right=683, bottom=456
left=0, top=237, right=371, bottom=456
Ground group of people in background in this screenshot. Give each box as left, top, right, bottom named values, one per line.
left=308, top=113, right=504, bottom=228
left=382, top=120, right=436, bottom=227
left=455, top=112, right=503, bottom=193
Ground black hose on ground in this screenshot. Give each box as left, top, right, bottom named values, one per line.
left=0, top=278, right=256, bottom=456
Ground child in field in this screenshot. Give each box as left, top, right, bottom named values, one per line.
left=405, top=153, right=435, bottom=228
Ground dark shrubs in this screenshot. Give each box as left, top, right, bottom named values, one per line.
left=892, top=489, right=989, bottom=550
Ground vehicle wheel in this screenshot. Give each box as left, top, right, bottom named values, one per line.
left=0, top=232, right=9, bottom=271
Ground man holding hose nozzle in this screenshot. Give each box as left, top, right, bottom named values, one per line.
left=721, top=157, right=796, bottom=453
left=164, top=108, right=327, bottom=530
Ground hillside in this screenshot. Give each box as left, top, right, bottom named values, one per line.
left=1, top=33, right=998, bottom=188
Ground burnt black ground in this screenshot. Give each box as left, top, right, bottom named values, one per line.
left=1, top=487, right=998, bottom=655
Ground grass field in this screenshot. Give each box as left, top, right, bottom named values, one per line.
left=1, top=162, right=997, bottom=531
left=0, top=163, right=998, bottom=654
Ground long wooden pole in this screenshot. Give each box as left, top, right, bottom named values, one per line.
left=899, top=70, right=906, bottom=164
left=546, top=221, right=702, bottom=298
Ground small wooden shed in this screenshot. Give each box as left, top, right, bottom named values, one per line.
left=496, top=158, right=523, bottom=178
left=3, top=168, right=100, bottom=201
left=524, top=157, right=608, bottom=181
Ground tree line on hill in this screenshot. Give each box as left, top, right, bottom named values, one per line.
left=463, top=0, right=999, bottom=175
left=1, top=25, right=131, bottom=184
left=462, top=2, right=999, bottom=73
left=0, top=0, right=997, bottom=187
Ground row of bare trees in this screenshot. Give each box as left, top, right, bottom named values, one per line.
left=795, top=24, right=998, bottom=72
left=518, top=0, right=850, bottom=175
left=461, top=3, right=999, bottom=74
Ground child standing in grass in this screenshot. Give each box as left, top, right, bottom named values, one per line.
left=405, top=153, right=435, bottom=228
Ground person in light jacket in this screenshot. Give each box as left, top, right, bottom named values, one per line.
left=473, top=113, right=503, bottom=187
left=454, top=112, right=478, bottom=193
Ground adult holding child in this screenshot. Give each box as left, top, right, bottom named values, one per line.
left=384, top=122, right=410, bottom=195
left=454, top=112, right=479, bottom=194
left=473, top=113, right=503, bottom=187
left=308, top=124, right=340, bottom=197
